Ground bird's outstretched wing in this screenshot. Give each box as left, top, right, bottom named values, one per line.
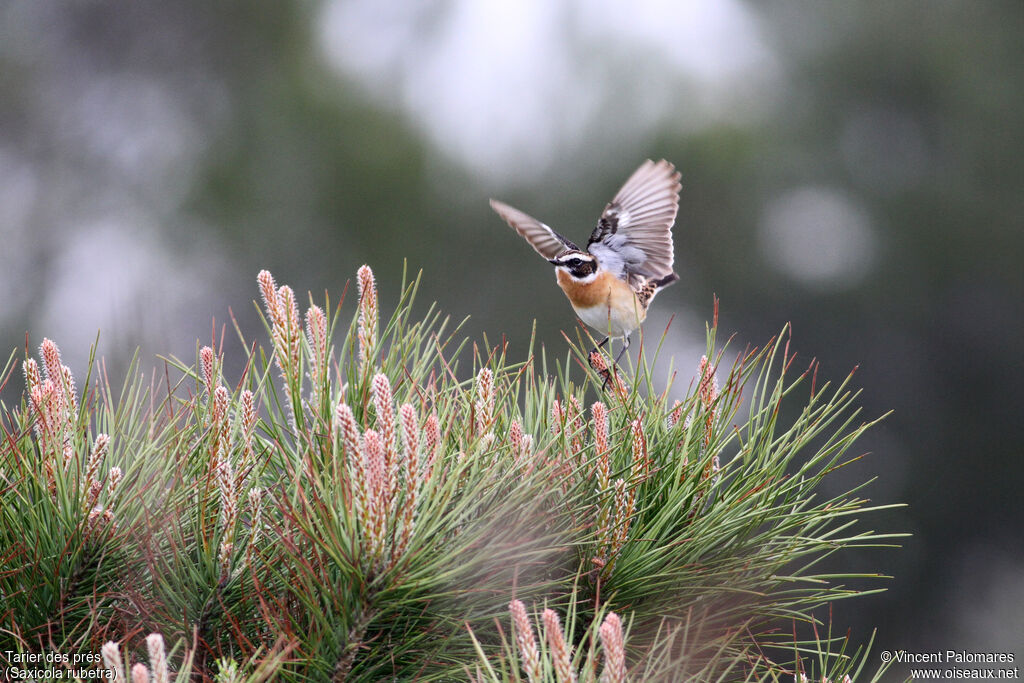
left=586, top=159, right=681, bottom=283
left=490, top=199, right=580, bottom=260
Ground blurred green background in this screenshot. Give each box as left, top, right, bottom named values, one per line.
left=2, top=0, right=1021, bottom=676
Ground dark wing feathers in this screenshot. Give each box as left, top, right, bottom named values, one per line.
left=489, top=198, right=580, bottom=260
left=490, top=159, right=681, bottom=285
left=587, top=159, right=681, bottom=281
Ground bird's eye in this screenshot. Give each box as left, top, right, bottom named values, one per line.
left=569, top=259, right=581, bottom=267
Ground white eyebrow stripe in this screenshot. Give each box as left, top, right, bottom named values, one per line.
left=555, top=265, right=598, bottom=284
left=553, top=253, right=595, bottom=264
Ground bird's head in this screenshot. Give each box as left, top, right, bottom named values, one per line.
left=549, top=251, right=598, bottom=282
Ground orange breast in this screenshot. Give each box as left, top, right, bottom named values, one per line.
left=556, top=269, right=615, bottom=308
left=555, top=270, right=645, bottom=338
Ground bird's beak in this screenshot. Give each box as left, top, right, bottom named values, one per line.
left=548, top=258, right=559, bottom=265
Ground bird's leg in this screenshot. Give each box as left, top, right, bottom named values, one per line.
left=589, top=336, right=610, bottom=357
left=599, top=337, right=630, bottom=392
left=613, top=335, right=630, bottom=365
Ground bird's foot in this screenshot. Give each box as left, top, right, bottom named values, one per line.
left=588, top=350, right=613, bottom=388
left=589, top=350, right=627, bottom=396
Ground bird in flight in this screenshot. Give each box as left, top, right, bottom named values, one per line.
left=490, top=159, right=681, bottom=373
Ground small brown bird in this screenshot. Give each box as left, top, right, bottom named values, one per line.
left=490, top=159, right=681, bottom=366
